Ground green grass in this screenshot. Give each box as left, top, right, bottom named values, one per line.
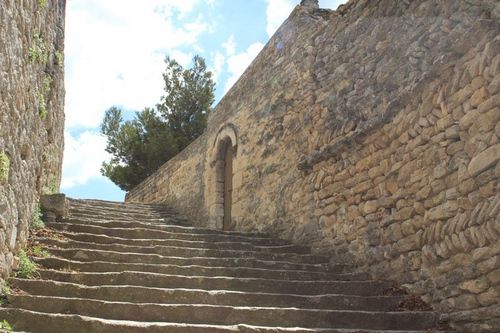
left=0, top=319, right=12, bottom=331
left=0, top=285, right=9, bottom=306
left=32, top=246, right=50, bottom=258
left=31, top=205, right=45, bottom=231
left=38, top=0, right=47, bottom=9
left=15, top=250, right=39, bottom=279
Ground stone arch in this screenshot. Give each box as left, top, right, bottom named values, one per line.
left=207, top=124, right=238, bottom=230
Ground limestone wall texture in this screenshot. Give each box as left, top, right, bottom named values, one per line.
left=127, top=0, right=499, bottom=330
left=0, top=0, right=66, bottom=281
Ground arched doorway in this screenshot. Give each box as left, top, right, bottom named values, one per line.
left=222, top=140, right=233, bottom=231
left=208, top=124, right=238, bottom=230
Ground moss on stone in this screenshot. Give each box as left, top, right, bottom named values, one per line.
left=35, top=88, right=47, bottom=119
left=42, top=175, right=58, bottom=195
left=55, top=50, right=64, bottom=68
left=0, top=151, right=9, bottom=183
left=28, top=34, right=48, bottom=66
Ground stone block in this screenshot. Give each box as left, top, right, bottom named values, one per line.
left=486, top=269, right=500, bottom=284
left=467, top=143, right=500, bottom=176
left=362, top=200, right=378, bottom=215
left=459, top=278, right=490, bottom=294
left=40, top=194, right=68, bottom=222
left=477, top=288, right=500, bottom=307
left=426, top=201, right=458, bottom=221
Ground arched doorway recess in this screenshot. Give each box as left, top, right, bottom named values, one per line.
left=208, top=124, right=238, bottom=230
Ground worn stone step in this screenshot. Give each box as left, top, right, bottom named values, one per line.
left=35, top=270, right=392, bottom=296
left=55, top=231, right=312, bottom=254
left=36, top=238, right=328, bottom=265
left=66, top=214, right=186, bottom=227
left=67, top=210, right=182, bottom=222
left=46, top=223, right=291, bottom=245
left=44, top=248, right=331, bottom=272
left=68, top=205, right=177, bottom=218
left=0, top=308, right=445, bottom=333
left=6, top=294, right=439, bottom=330
left=34, top=257, right=362, bottom=280
left=68, top=199, right=173, bottom=211
left=61, top=218, right=271, bottom=238
left=68, top=205, right=170, bottom=215
left=10, top=278, right=402, bottom=311
left=66, top=213, right=184, bottom=224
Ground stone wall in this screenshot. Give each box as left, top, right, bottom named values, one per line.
left=126, top=0, right=499, bottom=330
left=0, top=0, right=66, bottom=280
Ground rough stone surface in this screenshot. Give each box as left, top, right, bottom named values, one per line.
left=40, top=194, right=68, bottom=221
left=0, top=0, right=66, bottom=280
left=126, top=0, right=499, bottom=331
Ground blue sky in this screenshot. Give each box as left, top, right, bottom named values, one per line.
left=62, top=0, right=346, bottom=202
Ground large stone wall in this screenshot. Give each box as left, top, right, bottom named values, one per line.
left=127, top=0, right=499, bottom=330
left=0, top=0, right=66, bottom=280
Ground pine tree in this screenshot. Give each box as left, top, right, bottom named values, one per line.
left=100, top=56, right=215, bottom=191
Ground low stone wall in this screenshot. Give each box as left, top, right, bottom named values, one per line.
left=0, top=0, right=66, bottom=280
left=125, top=133, right=209, bottom=226
left=127, top=0, right=499, bottom=330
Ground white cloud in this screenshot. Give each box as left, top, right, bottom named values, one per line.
left=265, top=0, right=295, bottom=37
left=224, top=42, right=265, bottom=93
left=65, top=0, right=208, bottom=129
left=62, top=0, right=212, bottom=190
left=170, top=50, right=193, bottom=67
left=320, top=0, right=346, bottom=10
left=222, top=35, right=236, bottom=56
left=210, top=51, right=226, bottom=83
left=61, top=131, right=109, bottom=189
left=265, top=0, right=347, bottom=37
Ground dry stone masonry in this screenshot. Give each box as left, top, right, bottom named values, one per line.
left=0, top=199, right=448, bottom=332
left=127, top=0, right=500, bottom=331
left=0, top=0, right=66, bottom=282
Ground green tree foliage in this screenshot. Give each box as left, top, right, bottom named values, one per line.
left=101, top=56, right=215, bottom=191
left=157, top=55, right=215, bottom=150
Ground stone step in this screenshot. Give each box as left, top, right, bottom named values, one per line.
left=34, top=257, right=362, bottom=280
left=0, top=308, right=446, bottom=333
left=46, top=223, right=291, bottom=245
left=68, top=204, right=177, bottom=217
left=35, top=270, right=392, bottom=296
left=67, top=210, right=183, bottom=223
left=36, top=238, right=328, bottom=265
left=66, top=214, right=187, bottom=227
left=64, top=216, right=186, bottom=227
left=43, top=248, right=331, bottom=272
left=5, top=294, right=439, bottom=330
left=68, top=205, right=172, bottom=214
left=10, top=278, right=402, bottom=310
left=61, top=218, right=271, bottom=238
left=68, top=199, right=173, bottom=211
left=55, top=231, right=312, bottom=254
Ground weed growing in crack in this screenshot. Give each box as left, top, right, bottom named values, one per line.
left=0, top=285, right=9, bottom=306
left=0, top=319, right=12, bottom=332
left=15, top=250, right=39, bottom=279
left=31, top=246, right=50, bottom=258
left=31, top=205, right=45, bottom=231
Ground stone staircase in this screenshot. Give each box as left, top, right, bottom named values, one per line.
left=0, top=199, right=448, bottom=332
